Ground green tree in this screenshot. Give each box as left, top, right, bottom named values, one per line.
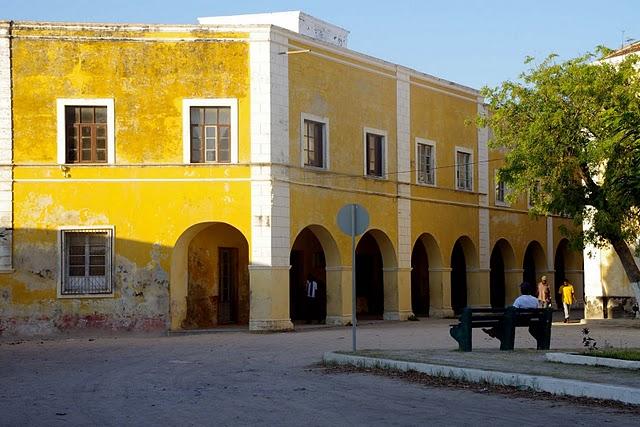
left=479, top=47, right=640, bottom=301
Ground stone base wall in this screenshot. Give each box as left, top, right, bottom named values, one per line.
left=585, top=296, right=639, bottom=319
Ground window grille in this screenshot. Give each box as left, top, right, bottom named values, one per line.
left=61, top=229, right=113, bottom=295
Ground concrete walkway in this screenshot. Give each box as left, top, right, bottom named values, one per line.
left=323, top=315, right=640, bottom=406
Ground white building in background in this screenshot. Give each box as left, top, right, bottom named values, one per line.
left=583, top=42, right=640, bottom=320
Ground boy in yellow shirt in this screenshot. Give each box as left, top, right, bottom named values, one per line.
left=559, top=279, right=575, bottom=323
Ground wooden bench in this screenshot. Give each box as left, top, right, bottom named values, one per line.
left=449, top=306, right=553, bottom=352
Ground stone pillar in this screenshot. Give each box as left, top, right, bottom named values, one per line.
left=383, top=267, right=412, bottom=320
left=468, top=269, right=490, bottom=307
left=325, top=266, right=351, bottom=325
left=248, top=265, right=292, bottom=330
left=393, top=68, right=412, bottom=321
left=0, top=23, right=12, bottom=272
left=430, top=267, right=453, bottom=317
left=248, top=29, right=293, bottom=331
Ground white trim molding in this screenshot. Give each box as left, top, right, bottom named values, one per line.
left=454, top=145, right=474, bottom=192
left=363, top=126, right=388, bottom=179
left=56, top=98, right=115, bottom=165
left=57, top=225, right=115, bottom=299
left=300, top=112, right=329, bottom=170
left=415, top=137, right=436, bottom=187
left=182, top=98, right=239, bottom=164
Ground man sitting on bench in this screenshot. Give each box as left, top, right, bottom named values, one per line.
left=483, top=281, right=538, bottom=338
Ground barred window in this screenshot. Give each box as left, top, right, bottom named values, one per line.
left=417, top=142, right=435, bottom=185
left=61, top=229, right=113, bottom=296
left=456, top=150, right=473, bottom=191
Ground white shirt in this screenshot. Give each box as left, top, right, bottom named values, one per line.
left=306, top=280, right=317, bottom=298
left=513, top=295, right=539, bottom=309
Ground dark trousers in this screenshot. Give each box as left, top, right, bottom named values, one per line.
left=306, top=297, right=318, bottom=323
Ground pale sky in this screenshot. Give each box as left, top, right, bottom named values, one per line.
left=2, top=0, right=638, bottom=89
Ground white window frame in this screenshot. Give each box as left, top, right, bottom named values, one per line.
left=494, top=171, right=508, bottom=206
left=415, top=137, right=436, bottom=186
left=363, top=127, right=388, bottom=179
left=57, top=98, right=115, bottom=165
left=300, top=112, right=329, bottom=170
left=57, top=226, right=115, bottom=299
left=454, top=146, right=474, bottom=191
left=182, top=98, right=238, bottom=164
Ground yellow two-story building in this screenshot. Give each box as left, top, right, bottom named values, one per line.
left=0, top=12, right=583, bottom=336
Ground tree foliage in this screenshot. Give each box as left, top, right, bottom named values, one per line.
left=479, top=47, right=640, bottom=283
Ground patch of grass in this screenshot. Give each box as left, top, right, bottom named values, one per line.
left=581, top=348, right=640, bottom=361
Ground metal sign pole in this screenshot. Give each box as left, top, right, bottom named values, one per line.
left=336, top=203, right=368, bottom=353
left=351, top=204, right=357, bottom=352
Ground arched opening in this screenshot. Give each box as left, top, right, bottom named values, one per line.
left=554, top=238, right=583, bottom=309
left=450, top=236, right=478, bottom=314
left=411, top=240, right=429, bottom=317
left=289, top=228, right=327, bottom=323
left=523, top=240, right=546, bottom=289
left=490, top=239, right=517, bottom=308
left=413, top=233, right=445, bottom=317
left=355, top=232, right=384, bottom=319
left=172, top=222, right=250, bottom=329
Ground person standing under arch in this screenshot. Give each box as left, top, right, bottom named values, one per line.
left=305, top=275, right=319, bottom=324
left=559, top=279, right=575, bottom=323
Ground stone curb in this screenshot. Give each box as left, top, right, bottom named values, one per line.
left=323, top=351, right=640, bottom=406
left=546, top=352, right=640, bottom=370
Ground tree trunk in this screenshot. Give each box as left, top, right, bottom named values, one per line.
left=609, top=237, right=640, bottom=306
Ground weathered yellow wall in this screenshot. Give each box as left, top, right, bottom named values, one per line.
left=288, top=43, right=399, bottom=266
left=184, top=223, right=250, bottom=328
left=2, top=25, right=252, bottom=335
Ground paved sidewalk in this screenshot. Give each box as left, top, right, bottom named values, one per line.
left=323, top=318, right=640, bottom=406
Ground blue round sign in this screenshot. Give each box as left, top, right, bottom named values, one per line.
left=337, top=204, right=369, bottom=236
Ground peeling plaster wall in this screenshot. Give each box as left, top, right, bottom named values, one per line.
left=1, top=23, right=252, bottom=336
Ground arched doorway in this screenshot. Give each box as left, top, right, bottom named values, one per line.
left=411, top=240, right=429, bottom=317
left=289, top=228, right=327, bottom=323
left=490, top=239, right=517, bottom=308
left=171, top=222, right=250, bottom=329
left=355, top=232, right=384, bottom=319
left=523, top=240, right=546, bottom=288
left=450, top=236, right=478, bottom=314
left=554, top=238, right=583, bottom=309
left=413, top=233, right=445, bottom=317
